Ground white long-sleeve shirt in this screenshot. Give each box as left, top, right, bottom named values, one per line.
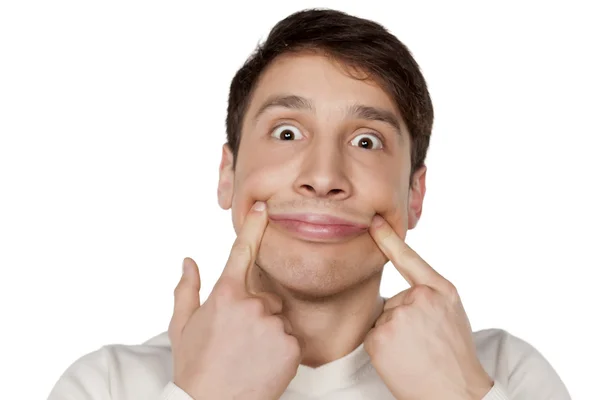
left=47, top=328, right=570, bottom=399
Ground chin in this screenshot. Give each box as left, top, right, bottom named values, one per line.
left=255, top=227, right=386, bottom=299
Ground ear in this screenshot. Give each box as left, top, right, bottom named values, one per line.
left=407, top=165, right=427, bottom=230
left=217, top=144, right=235, bottom=210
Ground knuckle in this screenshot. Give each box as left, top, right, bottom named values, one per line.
left=284, top=336, right=302, bottom=358
left=378, top=321, right=395, bottom=340
left=266, top=315, right=285, bottom=332
left=412, top=284, right=435, bottom=302
left=212, top=280, right=237, bottom=306
left=365, top=326, right=388, bottom=354
left=390, top=306, right=406, bottom=321
left=443, top=281, right=460, bottom=302
left=244, top=297, right=266, bottom=316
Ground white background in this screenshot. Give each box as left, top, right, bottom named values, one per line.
left=1, top=1, right=598, bottom=398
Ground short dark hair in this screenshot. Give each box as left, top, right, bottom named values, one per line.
left=226, top=8, right=434, bottom=184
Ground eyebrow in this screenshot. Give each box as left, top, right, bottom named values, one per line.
left=252, top=94, right=404, bottom=137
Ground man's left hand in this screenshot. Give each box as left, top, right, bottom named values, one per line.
left=365, top=215, right=494, bottom=400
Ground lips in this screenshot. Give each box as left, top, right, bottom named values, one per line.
left=268, top=213, right=368, bottom=242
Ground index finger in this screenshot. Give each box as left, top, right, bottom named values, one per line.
left=220, top=201, right=268, bottom=289
left=369, top=215, right=448, bottom=291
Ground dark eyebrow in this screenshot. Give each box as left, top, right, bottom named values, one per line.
left=252, top=94, right=403, bottom=137
left=346, top=103, right=404, bottom=138
left=253, top=95, right=314, bottom=123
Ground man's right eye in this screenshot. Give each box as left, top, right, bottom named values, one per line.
left=271, top=124, right=303, bottom=141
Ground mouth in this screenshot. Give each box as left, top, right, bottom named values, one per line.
left=268, top=213, right=369, bottom=243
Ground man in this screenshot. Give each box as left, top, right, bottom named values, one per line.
left=48, top=8, right=571, bottom=400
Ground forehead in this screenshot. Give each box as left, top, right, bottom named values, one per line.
left=247, top=53, right=400, bottom=118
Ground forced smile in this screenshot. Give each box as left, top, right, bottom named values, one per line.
left=268, top=213, right=369, bottom=243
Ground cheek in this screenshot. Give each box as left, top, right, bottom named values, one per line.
left=359, top=168, right=409, bottom=238
left=230, top=162, right=296, bottom=234
left=383, top=207, right=409, bottom=240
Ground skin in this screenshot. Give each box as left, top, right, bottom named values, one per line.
left=170, top=204, right=301, bottom=400
left=168, top=53, right=493, bottom=399
left=218, top=52, right=426, bottom=366
left=366, top=216, right=493, bottom=399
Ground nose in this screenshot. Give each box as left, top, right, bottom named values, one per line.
left=293, top=142, right=352, bottom=200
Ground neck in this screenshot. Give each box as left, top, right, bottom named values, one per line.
left=248, top=264, right=385, bottom=367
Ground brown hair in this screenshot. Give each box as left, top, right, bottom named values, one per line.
left=226, top=8, right=434, bottom=184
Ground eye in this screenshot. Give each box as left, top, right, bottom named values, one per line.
left=271, top=124, right=303, bottom=141
left=350, top=133, right=383, bottom=150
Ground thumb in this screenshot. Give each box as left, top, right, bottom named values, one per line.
left=169, top=257, right=201, bottom=343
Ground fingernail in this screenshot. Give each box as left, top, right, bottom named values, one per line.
left=252, top=201, right=266, bottom=212
left=372, top=215, right=385, bottom=228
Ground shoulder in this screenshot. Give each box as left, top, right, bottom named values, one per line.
left=48, top=332, right=173, bottom=400
left=473, top=328, right=571, bottom=399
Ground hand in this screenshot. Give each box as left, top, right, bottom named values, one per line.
left=168, top=201, right=301, bottom=400
left=364, top=215, right=493, bottom=400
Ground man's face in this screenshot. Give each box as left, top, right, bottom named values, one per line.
left=218, top=53, right=426, bottom=297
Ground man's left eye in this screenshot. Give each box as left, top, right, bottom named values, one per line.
left=350, top=133, right=383, bottom=150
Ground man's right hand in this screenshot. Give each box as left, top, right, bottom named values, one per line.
left=168, top=201, right=301, bottom=400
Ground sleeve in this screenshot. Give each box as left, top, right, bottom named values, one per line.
left=47, top=347, right=196, bottom=400
left=505, top=333, right=571, bottom=400
left=160, top=381, right=195, bottom=400
left=47, top=347, right=111, bottom=400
